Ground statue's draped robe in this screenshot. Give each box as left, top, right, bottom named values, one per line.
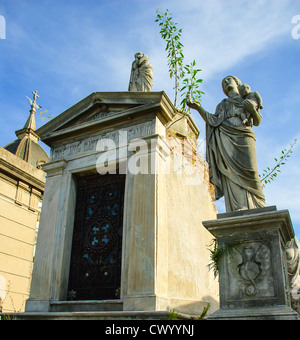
left=128, top=56, right=153, bottom=92
left=204, top=97, right=266, bottom=212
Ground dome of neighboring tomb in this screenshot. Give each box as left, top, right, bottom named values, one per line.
left=4, top=91, right=49, bottom=169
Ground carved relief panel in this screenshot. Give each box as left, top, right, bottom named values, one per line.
left=226, top=241, right=275, bottom=300
left=219, top=230, right=289, bottom=309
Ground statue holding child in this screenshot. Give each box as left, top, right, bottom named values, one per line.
left=187, top=76, right=266, bottom=212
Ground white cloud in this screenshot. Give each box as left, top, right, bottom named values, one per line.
left=154, top=0, right=297, bottom=80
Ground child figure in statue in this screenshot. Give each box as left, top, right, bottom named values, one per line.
left=239, top=84, right=263, bottom=126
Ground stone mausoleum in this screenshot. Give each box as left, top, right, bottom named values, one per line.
left=21, top=91, right=219, bottom=319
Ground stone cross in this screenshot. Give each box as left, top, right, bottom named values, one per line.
left=26, top=90, right=42, bottom=113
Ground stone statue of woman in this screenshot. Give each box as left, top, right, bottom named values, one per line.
left=128, top=52, right=153, bottom=92
left=187, top=75, right=266, bottom=212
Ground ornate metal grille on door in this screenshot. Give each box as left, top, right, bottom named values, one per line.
left=68, top=174, right=126, bottom=301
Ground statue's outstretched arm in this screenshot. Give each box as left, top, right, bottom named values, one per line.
left=186, top=94, right=209, bottom=124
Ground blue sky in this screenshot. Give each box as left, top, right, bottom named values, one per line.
left=0, top=0, right=299, bottom=238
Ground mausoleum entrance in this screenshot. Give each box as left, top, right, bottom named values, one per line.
left=67, top=173, right=126, bottom=301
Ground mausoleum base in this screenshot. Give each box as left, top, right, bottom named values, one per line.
left=208, top=305, right=298, bottom=320
left=2, top=310, right=191, bottom=321
left=203, top=206, right=299, bottom=321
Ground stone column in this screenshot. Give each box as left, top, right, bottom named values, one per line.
left=203, top=207, right=299, bottom=320
left=25, top=160, right=67, bottom=312
left=122, top=135, right=171, bottom=311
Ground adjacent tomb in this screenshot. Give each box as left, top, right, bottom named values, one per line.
left=0, top=91, right=48, bottom=312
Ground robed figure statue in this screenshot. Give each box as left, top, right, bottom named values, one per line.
left=128, top=52, right=153, bottom=92
left=187, top=75, right=266, bottom=213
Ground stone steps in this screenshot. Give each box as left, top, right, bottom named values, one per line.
left=50, top=300, right=124, bottom=312
left=4, top=311, right=191, bottom=321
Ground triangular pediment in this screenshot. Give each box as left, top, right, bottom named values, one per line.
left=56, top=102, right=140, bottom=131
left=36, top=92, right=175, bottom=146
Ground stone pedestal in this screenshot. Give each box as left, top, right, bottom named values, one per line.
left=203, top=206, right=299, bottom=320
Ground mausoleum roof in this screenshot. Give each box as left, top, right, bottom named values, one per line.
left=35, top=91, right=199, bottom=147
left=4, top=135, right=49, bottom=169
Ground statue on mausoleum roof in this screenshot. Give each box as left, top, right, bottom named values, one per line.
left=128, top=52, right=153, bottom=92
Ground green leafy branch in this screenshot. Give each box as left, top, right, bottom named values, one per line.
left=180, top=60, right=204, bottom=113
left=155, top=8, right=204, bottom=111
left=259, top=139, right=297, bottom=187
left=166, top=61, right=204, bottom=132
left=155, top=9, right=184, bottom=107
